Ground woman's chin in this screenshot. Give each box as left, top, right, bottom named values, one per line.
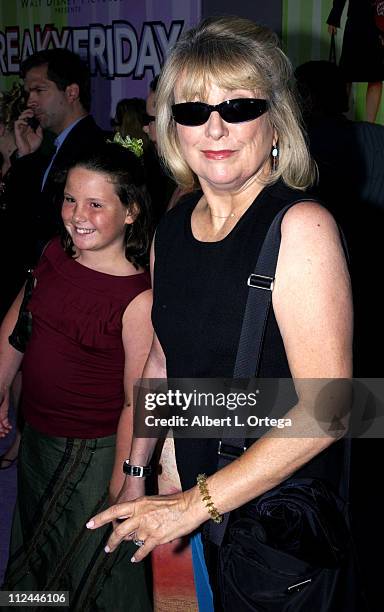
left=201, top=174, right=252, bottom=193
left=71, top=234, right=97, bottom=249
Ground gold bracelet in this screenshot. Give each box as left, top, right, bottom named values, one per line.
left=196, top=473, right=223, bottom=524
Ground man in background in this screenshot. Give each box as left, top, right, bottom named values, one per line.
left=14, top=48, right=105, bottom=263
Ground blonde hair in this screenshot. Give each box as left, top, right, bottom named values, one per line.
left=156, top=16, right=316, bottom=191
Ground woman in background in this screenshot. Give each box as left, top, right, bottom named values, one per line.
left=112, top=97, right=150, bottom=151
left=327, top=0, right=384, bottom=123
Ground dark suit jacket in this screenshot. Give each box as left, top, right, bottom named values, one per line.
left=14, top=115, right=105, bottom=265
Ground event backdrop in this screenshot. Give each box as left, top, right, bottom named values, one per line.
left=1, top=0, right=382, bottom=125
left=0, top=0, right=201, bottom=129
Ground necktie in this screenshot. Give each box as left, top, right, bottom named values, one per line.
left=41, top=142, right=58, bottom=191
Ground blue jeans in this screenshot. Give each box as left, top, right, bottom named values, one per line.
left=191, top=532, right=214, bottom=611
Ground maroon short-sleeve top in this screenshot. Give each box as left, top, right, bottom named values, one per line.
left=22, top=237, right=151, bottom=438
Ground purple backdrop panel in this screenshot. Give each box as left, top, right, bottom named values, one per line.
left=0, top=0, right=201, bottom=129
left=67, top=0, right=201, bottom=127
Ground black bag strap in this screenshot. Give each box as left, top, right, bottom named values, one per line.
left=209, top=200, right=351, bottom=545
left=329, top=32, right=337, bottom=64
left=209, top=202, right=296, bottom=545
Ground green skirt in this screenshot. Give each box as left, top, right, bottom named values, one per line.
left=3, top=424, right=152, bottom=611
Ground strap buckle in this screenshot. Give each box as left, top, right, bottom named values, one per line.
left=218, top=441, right=246, bottom=459
left=247, top=273, right=274, bottom=291
left=123, top=460, right=152, bottom=477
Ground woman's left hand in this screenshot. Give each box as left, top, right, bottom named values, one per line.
left=86, top=489, right=203, bottom=562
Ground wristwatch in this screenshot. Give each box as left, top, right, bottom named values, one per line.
left=123, top=459, right=152, bottom=478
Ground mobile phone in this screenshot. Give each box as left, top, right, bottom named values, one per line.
left=27, top=116, right=40, bottom=131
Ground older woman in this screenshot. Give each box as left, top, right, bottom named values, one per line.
left=88, top=17, right=356, bottom=610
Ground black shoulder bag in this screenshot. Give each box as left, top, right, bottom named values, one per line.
left=203, top=204, right=368, bottom=611
left=8, top=270, right=34, bottom=352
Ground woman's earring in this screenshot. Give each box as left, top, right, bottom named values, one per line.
left=271, top=144, right=279, bottom=172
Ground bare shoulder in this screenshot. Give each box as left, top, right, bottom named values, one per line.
left=276, top=199, right=347, bottom=283
left=279, top=201, right=344, bottom=265
left=273, top=201, right=352, bottom=377
left=281, top=201, right=339, bottom=238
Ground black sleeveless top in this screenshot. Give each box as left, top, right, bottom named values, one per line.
left=153, top=180, right=346, bottom=491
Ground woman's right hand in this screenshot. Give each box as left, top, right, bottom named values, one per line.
left=109, top=477, right=147, bottom=534
left=328, top=25, right=337, bottom=35
left=87, top=486, right=204, bottom=562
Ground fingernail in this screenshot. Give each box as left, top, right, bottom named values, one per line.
left=104, top=545, right=110, bottom=553
left=86, top=520, right=94, bottom=529
left=131, top=556, right=136, bottom=563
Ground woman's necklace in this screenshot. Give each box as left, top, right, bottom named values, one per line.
left=210, top=211, right=236, bottom=219
left=200, top=195, right=250, bottom=220
left=209, top=203, right=250, bottom=219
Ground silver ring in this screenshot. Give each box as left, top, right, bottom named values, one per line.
left=133, top=538, right=145, bottom=547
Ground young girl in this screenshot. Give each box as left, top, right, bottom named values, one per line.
left=0, top=143, right=153, bottom=610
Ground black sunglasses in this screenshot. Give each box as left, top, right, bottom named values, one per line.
left=171, top=98, right=269, bottom=126
left=142, top=113, right=156, bottom=126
